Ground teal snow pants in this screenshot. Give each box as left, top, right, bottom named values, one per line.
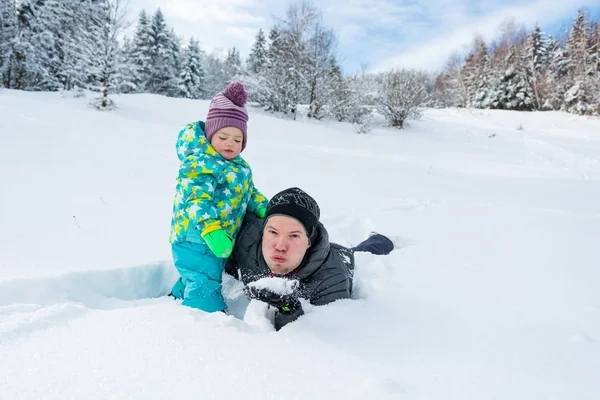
left=170, top=240, right=227, bottom=312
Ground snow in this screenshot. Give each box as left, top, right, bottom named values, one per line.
left=1, top=89, right=600, bottom=399
left=247, top=277, right=299, bottom=295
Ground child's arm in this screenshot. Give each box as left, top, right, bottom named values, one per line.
left=246, top=180, right=269, bottom=217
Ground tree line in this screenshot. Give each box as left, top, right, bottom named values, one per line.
left=1, top=0, right=598, bottom=130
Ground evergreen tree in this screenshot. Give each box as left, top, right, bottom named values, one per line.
left=324, top=61, right=352, bottom=121
left=56, top=0, right=90, bottom=91
left=566, top=9, right=590, bottom=78
left=147, top=9, right=179, bottom=95
left=525, top=24, right=551, bottom=109
left=263, top=26, right=290, bottom=112
left=496, top=44, right=535, bottom=110
left=305, top=20, right=341, bottom=119
left=7, top=0, right=35, bottom=89
left=540, top=36, right=569, bottom=110
left=462, top=37, right=492, bottom=108
left=178, top=37, right=205, bottom=99
left=0, top=0, right=18, bottom=88
left=203, top=52, right=227, bottom=98
left=223, top=46, right=242, bottom=82
left=17, top=0, right=63, bottom=90
left=564, top=9, right=596, bottom=114
left=247, top=29, right=267, bottom=74
left=119, top=36, right=138, bottom=93
left=129, top=10, right=153, bottom=92
left=588, top=21, right=599, bottom=76
left=85, top=0, right=132, bottom=108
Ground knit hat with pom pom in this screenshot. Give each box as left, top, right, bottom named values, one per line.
left=205, top=81, right=249, bottom=151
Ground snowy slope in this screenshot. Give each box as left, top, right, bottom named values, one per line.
left=1, top=89, right=600, bottom=399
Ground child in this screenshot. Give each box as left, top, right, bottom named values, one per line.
left=169, top=82, right=268, bottom=312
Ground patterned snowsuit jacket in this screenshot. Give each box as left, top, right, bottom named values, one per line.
left=169, top=121, right=267, bottom=244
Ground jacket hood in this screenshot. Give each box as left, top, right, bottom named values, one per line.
left=177, top=121, right=211, bottom=162
left=176, top=121, right=244, bottom=164
left=292, top=222, right=331, bottom=279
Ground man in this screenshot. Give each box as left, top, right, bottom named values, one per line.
left=225, top=187, right=394, bottom=330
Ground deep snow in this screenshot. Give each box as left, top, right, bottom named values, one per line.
left=1, top=89, right=599, bottom=399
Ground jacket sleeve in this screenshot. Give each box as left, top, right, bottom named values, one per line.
left=273, top=260, right=352, bottom=330
left=225, top=213, right=263, bottom=279
left=246, top=179, right=268, bottom=215
left=274, top=307, right=305, bottom=331
left=304, top=264, right=352, bottom=306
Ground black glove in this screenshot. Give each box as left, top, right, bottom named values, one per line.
left=245, top=285, right=301, bottom=314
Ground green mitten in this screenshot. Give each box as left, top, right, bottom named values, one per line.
left=256, top=208, right=267, bottom=218
left=202, top=229, right=233, bottom=258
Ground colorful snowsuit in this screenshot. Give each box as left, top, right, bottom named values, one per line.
left=170, top=121, right=268, bottom=311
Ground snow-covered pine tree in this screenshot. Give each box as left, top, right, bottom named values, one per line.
left=243, top=28, right=271, bottom=105
left=305, top=19, right=343, bottom=120
left=129, top=10, right=153, bottom=92
left=147, top=9, right=180, bottom=96
left=118, top=37, right=138, bottom=94
left=5, top=0, right=34, bottom=89
left=55, top=0, right=91, bottom=91
left=462, top=37, right=493, bottom=108
left=223, top=46, right=242, bottom=83
left=258, top=1, right=329, bottom=118
left=322, top=60, right=351, bottom=121
left=10, top=0, right=92, bottom=91
left=536, top=36, right=569, bottom=110
left=247, top=29, right=267, bottom=74
left=203, top=52, right=227, bottom=98
left=564, top=9, right=596, bottom=114
left=0, top=0, right=18, bottom=88
left=166, top=28, right=182, bottom=95
left=178, top=37, right=205, bottom=99
left=271, top=1, right=315, bottom=118
left=588, top=21, right=600, bottom=114
left=496, top=43, right=535, bottom=111
left=525, top=24, right=552, bottom=109
left=435, top=52, right=468, bottom=107
left=16, top=0, right=63, bottom=91
left=263, top=25, right=292, bottom=113
left=590, top=21, right=600, bottom=77
left=85, top=0, right=132, bottom=109
left=567, top=9, right=590, bottom=78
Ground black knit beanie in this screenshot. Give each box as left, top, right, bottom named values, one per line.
left=264, top=187, right=320, bottom=240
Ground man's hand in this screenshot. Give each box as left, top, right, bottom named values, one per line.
left=202, top=229, right=233, bottom=258
left=245, top=286, right=301, bottom=314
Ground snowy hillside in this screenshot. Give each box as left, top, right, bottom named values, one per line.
left=1, top=90, right=599, bottom=399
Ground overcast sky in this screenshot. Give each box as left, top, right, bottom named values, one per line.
left=127, top=0, right=600, bottom=75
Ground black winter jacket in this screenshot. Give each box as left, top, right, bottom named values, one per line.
left=225, top=214, right=355, bottom=329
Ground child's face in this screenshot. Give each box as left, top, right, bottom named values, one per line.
left=210, top=126, right=244, bottom=159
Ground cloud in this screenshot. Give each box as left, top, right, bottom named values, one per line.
left=128, top=0, right=281, bottom=56
left=127, top=0, right=599, bottom=73
left=163, top=0, right=266, bottom=24
left=371, top=0, right=600, bottom=72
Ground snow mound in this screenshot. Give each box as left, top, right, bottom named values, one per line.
left=247, top=276, right=299, bottom=295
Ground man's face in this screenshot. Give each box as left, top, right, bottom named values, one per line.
left=262, top=215, right=310, bottom=275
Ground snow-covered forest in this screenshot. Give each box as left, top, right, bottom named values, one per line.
left=1, top=0, right=599, bottom=120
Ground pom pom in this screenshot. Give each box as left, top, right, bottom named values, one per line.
left=223, top=82, right=248, bottom=107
